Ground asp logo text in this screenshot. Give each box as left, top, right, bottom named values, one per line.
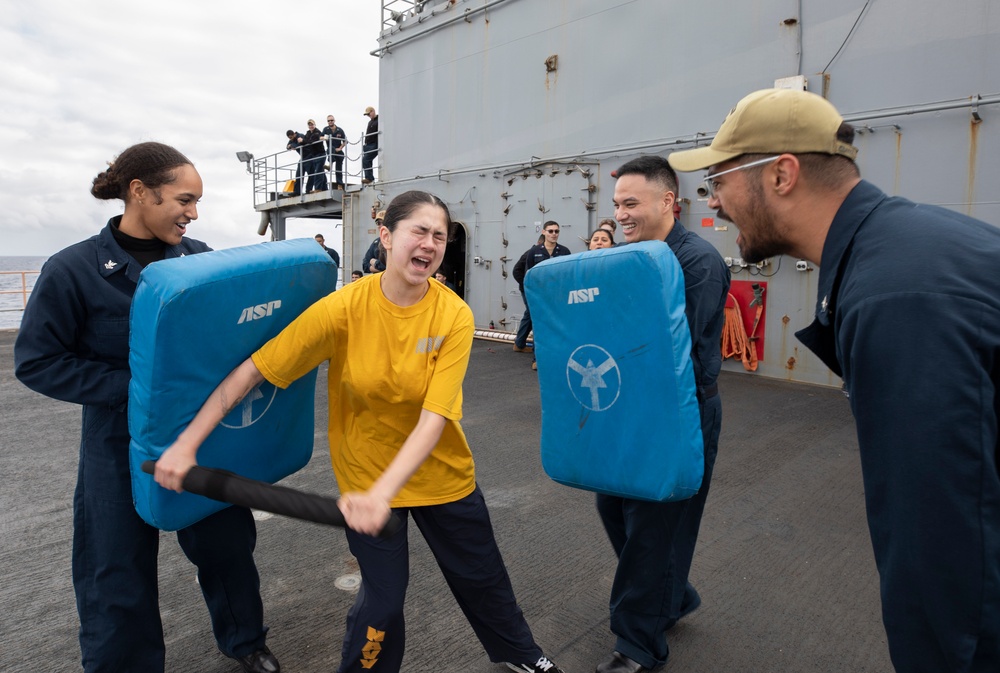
left=568, top=287, right=600, bottom=304
left=238, top=300, right=282, bottom=324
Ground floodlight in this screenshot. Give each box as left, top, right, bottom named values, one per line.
left=236, top=151, right=254, bottom=174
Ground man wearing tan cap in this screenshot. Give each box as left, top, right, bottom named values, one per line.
left=669, top=88, right=1000, bottom=673
left=362, top=106, right=379, bottom=184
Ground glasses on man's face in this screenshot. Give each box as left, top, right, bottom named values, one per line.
left=327, top=120, right=334, bottom=123
left=545, top=229, right=559, bottom=234
left=698, top=155, right=781, bottom=199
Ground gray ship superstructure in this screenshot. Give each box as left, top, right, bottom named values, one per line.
left=254, top=0, right=1000, bottom=387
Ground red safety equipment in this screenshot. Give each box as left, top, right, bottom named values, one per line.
left=721, top=293, right=758, bottom=372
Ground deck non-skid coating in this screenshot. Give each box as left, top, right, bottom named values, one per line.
left=0, top=330, right=891, bottom=672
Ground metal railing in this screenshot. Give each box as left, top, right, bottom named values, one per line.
left=375, top=0, right=508, bottom=56
left=249, top=132, right=380, bottom=208
left=0, top=270, right=39, bottom=312
left=382, top=0, right=428, bottom=32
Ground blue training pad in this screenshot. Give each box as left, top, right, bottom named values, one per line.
left=129, top=238, right=338, bottom=530
left=524, top=240, right=703, bottom=502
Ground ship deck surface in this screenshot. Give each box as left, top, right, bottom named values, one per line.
left=1, top=329, right=891, bottom=672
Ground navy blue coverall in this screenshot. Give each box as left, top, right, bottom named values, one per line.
left=362, top=114, right=378, bottom=182
left=596, top=221, right=729, bottom=669
left=362, top=237, right=385, bottom=274
left=796, top=180, right=1000, bottom=673
left=323, top=124, right=347, bottom=187
left=14, top=219, right=270, bottom=673
left=514, top=242, right=572, bottom=351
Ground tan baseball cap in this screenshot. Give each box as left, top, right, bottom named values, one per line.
left=668, top=88, right=858, bottom=172
left=364, top=106, right=375, bottom=115
left=375, top=209, right=386, bottom=221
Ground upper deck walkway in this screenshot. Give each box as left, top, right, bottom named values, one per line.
left=0, top=328, right=891, bottom=672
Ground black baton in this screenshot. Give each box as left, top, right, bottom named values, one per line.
left=141, top=461, right=402, bottom=538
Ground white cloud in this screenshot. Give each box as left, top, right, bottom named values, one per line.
left=0, top=0, right=381, bottom=256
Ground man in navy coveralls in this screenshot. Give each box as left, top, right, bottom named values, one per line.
left=595, top=156, right=729, bottom=673
left=669, top=88, right=1000, bottom=673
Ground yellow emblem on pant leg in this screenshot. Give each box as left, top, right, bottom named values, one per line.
left=360, top=626, right=385, bottom=669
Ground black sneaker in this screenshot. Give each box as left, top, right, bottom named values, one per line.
left=505, top=655, right=565, bottom=673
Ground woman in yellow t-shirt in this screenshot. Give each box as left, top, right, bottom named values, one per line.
left=155, top=191, right=564, bottom=673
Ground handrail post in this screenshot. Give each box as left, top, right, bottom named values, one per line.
left=0, top=269, right=41, bottom=313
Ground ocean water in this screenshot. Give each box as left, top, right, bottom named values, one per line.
left=0, top=256, right=47, bottom=330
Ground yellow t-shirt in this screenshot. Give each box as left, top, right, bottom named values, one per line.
left=252, top=274, right=476, bottom=507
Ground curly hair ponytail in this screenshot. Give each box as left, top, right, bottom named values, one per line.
left=91, top=142, right=192, bottom=202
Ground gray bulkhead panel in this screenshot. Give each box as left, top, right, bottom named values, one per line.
left=362, top=0, right=1000, bottom=386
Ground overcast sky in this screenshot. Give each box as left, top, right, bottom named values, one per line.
left=1, top=1, right=381, bottom=257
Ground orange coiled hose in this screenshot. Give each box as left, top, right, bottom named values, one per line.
left=721, top=293, right=758, bottom=372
